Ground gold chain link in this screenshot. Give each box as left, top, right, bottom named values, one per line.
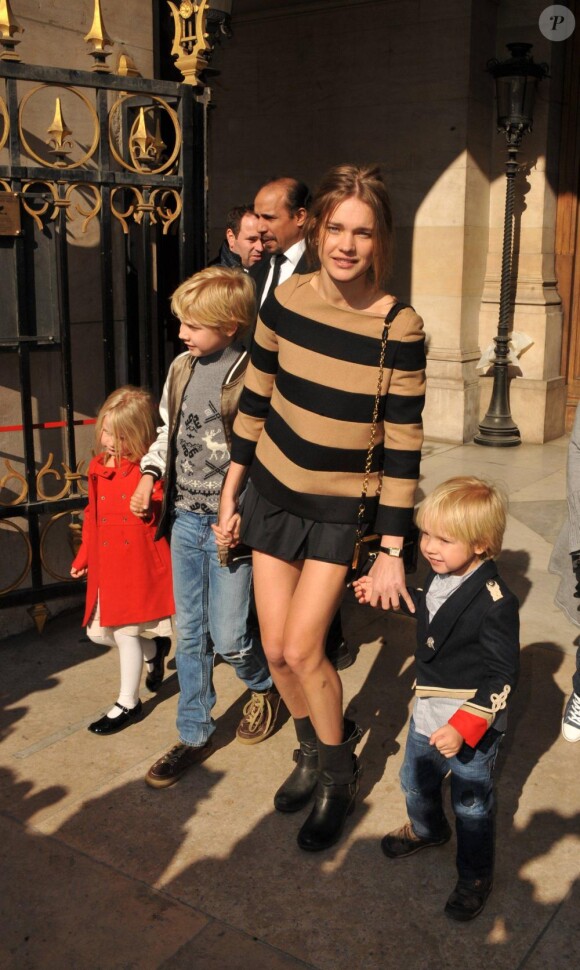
left=353, top=318, right=391, bottom=562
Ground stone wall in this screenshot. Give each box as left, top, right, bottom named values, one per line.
left=207, top=0, right=569, bottom=442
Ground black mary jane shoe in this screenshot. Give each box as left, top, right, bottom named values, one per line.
left=88, top=700, right=144, bottom=735
left=145, top=637, right=171, bottom=692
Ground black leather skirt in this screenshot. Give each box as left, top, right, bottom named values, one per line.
left=240, top=481, right=357, bottom=565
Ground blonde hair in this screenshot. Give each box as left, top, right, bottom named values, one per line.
left=417, top=476, right=507, bottom=560
left=170, top=265, right=256, bottom=336
left=95, top=386, right=158, bottom=464
left=304, top=164, right=394, bottom=286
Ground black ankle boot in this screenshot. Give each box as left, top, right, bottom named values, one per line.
left=297, top=720, right=362, bottom=852
left=274, top=740, right=318, bottom=813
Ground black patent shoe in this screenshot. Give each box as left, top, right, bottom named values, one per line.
left=88, top=700, right=144, bottom=735
left=297, top=759, right=360, bottom=851
left=444, top=877, right=493, bottom=922
left=274, top=742, right=319, bottom=813
left=145, top=637, right=171, bottom=692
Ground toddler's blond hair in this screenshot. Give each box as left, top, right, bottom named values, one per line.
left=417, top=476, right=507, bottom=560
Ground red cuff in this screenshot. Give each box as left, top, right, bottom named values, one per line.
left=449, top=709, right=489, bottom=747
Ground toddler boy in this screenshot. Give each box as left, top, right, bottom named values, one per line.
left=355, top=476, right=519, bottom=921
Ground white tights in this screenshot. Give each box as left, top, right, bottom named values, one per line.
left=87, top=627, right=157, bottom=715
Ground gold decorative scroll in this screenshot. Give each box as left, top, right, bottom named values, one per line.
left=110, top=185, right=142, bottom=233
left=150, top=187, right=182, bottom=234
left=65, top=183, right=102, bottom=233
left=0, top=459, right=28, bottom=505
left=0, top=520, right=32, bottom=594
left=0, top=93, right=9, bottom=151
left=20, top=180, right=60, bottom=230
left=36, top=454, right=88, bottom=502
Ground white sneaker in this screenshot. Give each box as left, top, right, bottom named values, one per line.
left=562, top=692, right=580, bottom=742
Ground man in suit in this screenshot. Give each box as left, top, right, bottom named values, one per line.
left=249, top=176, right=353, bottom=671
left=250, top=177, right=311, bottom=306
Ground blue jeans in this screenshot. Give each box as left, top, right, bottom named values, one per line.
left=171, top=510, right=272, bottom=747
left=400, top=718, right=502, bottom=881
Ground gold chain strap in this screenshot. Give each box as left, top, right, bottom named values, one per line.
left=352, top=316, right=392, bottom=568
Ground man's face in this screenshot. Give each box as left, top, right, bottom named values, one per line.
left=253, top=183, right=307, bottom=256
left=226, top=213, right=264, bottom=268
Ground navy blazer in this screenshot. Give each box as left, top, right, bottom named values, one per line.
left=410, top=560, right=520, bottom=743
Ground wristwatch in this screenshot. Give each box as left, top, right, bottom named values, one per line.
left=379, top=545, right=403, bottom=557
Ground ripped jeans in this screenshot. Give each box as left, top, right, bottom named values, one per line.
left=400, top=718, right=502, bottom=881
left=171, top=510, right=272, bottom=747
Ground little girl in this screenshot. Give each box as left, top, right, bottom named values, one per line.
left=71, top=386, right=175, bottom=735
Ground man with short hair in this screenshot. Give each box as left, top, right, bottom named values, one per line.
left=251, top=177, right=311, bottom=305
left=212, top=205, right=264, bottom=271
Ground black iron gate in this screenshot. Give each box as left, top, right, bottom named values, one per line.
left=0, top=58, right=203, bottom=625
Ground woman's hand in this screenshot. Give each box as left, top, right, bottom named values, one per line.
left=70, top=565, right=87, bottom=579
left=212, top=500, right=241, bottom=547
left=130, top=475, right=155, bottom=519
left=212, top=492, right=241, bottom=547
left=367, top=552, right=415, bottom=612
left=430, top=724, right=463, bottom=758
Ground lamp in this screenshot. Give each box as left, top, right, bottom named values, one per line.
left=474, top=43, right=549, bottom=447
left=167, top=1, right=233, bottom=86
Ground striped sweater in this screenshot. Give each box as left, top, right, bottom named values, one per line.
left=231, top=273, right=426, bottom=535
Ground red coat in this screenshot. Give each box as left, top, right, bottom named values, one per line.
left=72, top=456, right=175, bottom=628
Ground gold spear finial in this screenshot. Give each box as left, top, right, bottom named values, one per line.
left=132, top=108, right=151, bottom=158
left=0, top=0, right=24, bottom=61
left=84, top=0, right=112, bottom=72
left=117, top=52, right=141, bottom=77
left=46, top=97, right=73, bottom=166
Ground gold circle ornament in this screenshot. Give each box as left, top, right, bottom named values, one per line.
left=18, top=85, right=99, bottom=171
left=0, top=96, right=9, bottom=153
left=179, top=1, right=195, bottom=18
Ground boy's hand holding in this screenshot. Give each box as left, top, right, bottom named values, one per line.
left=130, top=475, right=155, bottom=518
left=213, top=493, right=241, bottom=547
left=352, top=576, right=373, bottom=602
left=430, top=723, right=463, bottom=758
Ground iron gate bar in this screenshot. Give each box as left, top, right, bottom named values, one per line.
left=0, top=55, right=201, bottom=612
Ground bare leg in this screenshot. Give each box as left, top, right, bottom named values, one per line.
left=252, top=551, right=348, bottom=745
left=252, top=551, right=307, bottom=718
left=284, top=560, right=348, bottom=745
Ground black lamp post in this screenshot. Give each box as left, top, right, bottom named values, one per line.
left=474, top=43, right=549, bottom=447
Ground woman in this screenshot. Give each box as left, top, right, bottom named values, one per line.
left=216, top=164, right=426, bottom=850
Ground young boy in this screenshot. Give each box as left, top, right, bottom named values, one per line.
left=354, top=476, right=520, bottom=922
left=130, top=266, right=280, bottom=788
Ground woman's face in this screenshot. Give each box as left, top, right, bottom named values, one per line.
left=318, top=196, right=375, bottom=286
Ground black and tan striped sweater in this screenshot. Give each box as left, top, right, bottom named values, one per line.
left=231, top=273, right=426, bottom=536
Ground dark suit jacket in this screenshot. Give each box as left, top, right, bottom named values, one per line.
left=249, top=249, right=310, bottom=307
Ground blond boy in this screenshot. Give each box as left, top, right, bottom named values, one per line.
left=355, top=476, right=520, bottom=921
left=131, top=267, right=280, bottom=787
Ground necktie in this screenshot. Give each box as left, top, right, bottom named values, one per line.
left=264, top=253, right=287, bottom=303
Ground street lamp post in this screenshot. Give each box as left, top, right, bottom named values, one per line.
left=474, top=43, right=549, bottom=447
